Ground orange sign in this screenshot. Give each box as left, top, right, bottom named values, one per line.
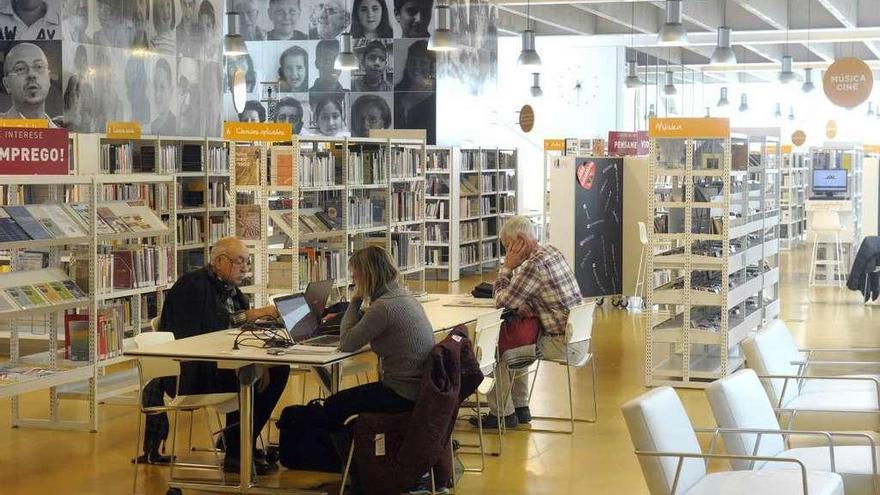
left=106, top=121, right=142, bottom=139
left=792, top=130, right=806, bottom=147
left=223, top=122, right=292, bottom=142
left=864, top=144, right=880, bottom=154
left=823, top=57, right=874, bottom=108
left=0, top=119, right=49, bottom=129
left=781, top=144, right=793, bottom=154
left=519, top=105, right=534, bottom=133
left=544, top=139, right=565, bottom=151
left=647, top=117, right=729, bottom=138
left=825, top=120, right=838, bottom=139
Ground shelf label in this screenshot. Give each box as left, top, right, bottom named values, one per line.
left=544, top=139, right=565, bottom=151
left=648, top=118, right=729, bottom=138
left=106, top=121, right=142, bottom=139
left=608, top=131, right=648, bottom=156
left=0, top=118, right=49, bottom=129
left=223, top=122, right=291, bottom=142
left=0, top=127, right=70, bottom=174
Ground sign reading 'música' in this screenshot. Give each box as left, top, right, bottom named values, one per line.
left=823, top=58, right=874, bottom=109
left=792, top=130, right=806, bottom=147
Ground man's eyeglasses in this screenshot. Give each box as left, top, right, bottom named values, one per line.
left=7, top=62, right=49, bottom=77
left=222, top=255, right=249, bottom=267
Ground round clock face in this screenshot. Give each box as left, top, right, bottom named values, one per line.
left=555, top=65, right=599, bottom=107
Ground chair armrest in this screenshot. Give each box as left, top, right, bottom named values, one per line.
left=758, top=373, right=880, bottom=410
left=801, top=347, right=880, bottom=354
left=343, top=414, right=359, bottom=426
left=634, top=450, right=810, bottom=495
left=695, top=427, right=837, bottom=472
left=792, top=360, right=880, bottom=367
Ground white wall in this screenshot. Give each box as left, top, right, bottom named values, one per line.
left=482, top=37, right=622, bottom=213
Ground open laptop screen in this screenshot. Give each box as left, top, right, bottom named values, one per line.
left=273, top=295, right=316, bottom=340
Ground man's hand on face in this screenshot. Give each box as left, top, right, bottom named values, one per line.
left=504, top=234, right=531, bottom=270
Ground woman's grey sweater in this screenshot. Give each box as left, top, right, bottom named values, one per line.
left=339, top=283, right=434, bottom=401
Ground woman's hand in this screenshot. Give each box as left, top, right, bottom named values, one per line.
left=351, top=283, right=365, bottom=301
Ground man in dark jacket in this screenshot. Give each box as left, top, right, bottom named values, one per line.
left=157, top=236, right=289, bottom=475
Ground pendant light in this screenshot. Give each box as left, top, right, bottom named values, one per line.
left=648, top=103, right=656, bottom=118
left=778, top=0, right=795, bottom=84
left=529, top=72, right=543, bottom=97
left=802, top=67, right=816, bottom=93
left=663, top=70, right=677, bottom=96
left=704, top=106, right=711, bottom=117
left=710, top=2, right=735, bottom=65
left=774, top=103, right=782, bottom=119
left=739, top=93, right=749, bottom=112
left=517, top=0, right=541, bottom=66
left=428, top=1, right=456, bottom=51
left=334, top=0, right=358, bottom=70
left=788, top=106, right=795, bottom=120
left=223, top=12, right=247, bottom=56
left=658, top=0, right=687, bottom=46
left=623, top=3, right=642, bottom=88
left=717, top=86, right=729, bottom=107
left=868, top=102, right=875, bottom=117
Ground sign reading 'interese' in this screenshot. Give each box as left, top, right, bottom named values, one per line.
left=0, top=127, right=69, bottom=174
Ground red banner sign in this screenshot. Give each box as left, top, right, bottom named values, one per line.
left=607, top=131, right=649, bottom=156
left=0, top=127, right=69, bottom=174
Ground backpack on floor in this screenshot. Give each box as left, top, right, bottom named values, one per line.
left=276, top=399, right=342, bottom=472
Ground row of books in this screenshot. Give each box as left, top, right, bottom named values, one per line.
left=426, top=176, right=449, bottom=196
left=459, top=197, right=479, bottom=218
left=348, top=152, right=386, bottom=185
left=74, top=245, right=174, bottom=293
left=208, top=146, right=230, bottom=173
left=390, top=149, right=423, bottom=178
left=159, top=144, right=178, bottom=173
left=481, top=174, right=498, bottom=193
left=0, top=202, right=165, bottom=242
left=426, top=200, right=448, bottom=220
left=209, top=181, right=229, bottom=208
left=481, top=241, right=498, bottom=259
left=499, top=173, right=516, bottom=191
left=101, top=143, right=141, bottom=174
left=460, top=176, right=479, bottom=196
left=481, top=218, right=497, bottom=237
left=270, top=147, right=295, bottom=186
left=461, top=150, right=480, bottom=171
left=500, top=196, right=517, bottom=214
left=499, top=151, right=516, bottom=169
left=425, top=247, right=448, bottom=266
left=390, top=232, right=422, bottom=270
left=64, top=306, right=129, bottom=361
left=480, top=197, right=497, bottom=216
left=426, top=224, right=449, bottom=243
left=299, top=210, right=343, bottom=234
left=300, top=153, right=338, bottom=188
left=391, top=186, right=423, bottom=223
left=178, top=216, right=205, bottom=245
left=209, top=217, right=231, bottom=242
left=460, top=244, right=479, bottom=265
left=299, top=248, right=344, bottom=286
left=0, top=279, right=87, bottom=313
left=101, top=184, right=170, bottom=212
left=461, top=220, right=479, bottom=242
left=349, top=197, right=385, bottom=229
left=426, top=151, right=449, bottom=172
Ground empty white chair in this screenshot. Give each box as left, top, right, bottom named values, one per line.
left=742, top=320, right=880, bottom=431
left=622, top=386, right=845, bottom=495
left=809, top=210, right=846, bottom=287
left=706, top=369, right=879, bottom=495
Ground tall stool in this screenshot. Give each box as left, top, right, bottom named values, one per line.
left=809, top=210, right=846, bottom=287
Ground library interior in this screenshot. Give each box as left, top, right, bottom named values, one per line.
left=4, top=0, right=880, bottom=494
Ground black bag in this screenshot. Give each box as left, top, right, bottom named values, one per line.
left=276, top=399, right=342, bottom=472
left=471, top=282, right=494, bottom=299
left=318, top=301, right=349, bottom=334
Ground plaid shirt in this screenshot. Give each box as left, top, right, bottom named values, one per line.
left=494, top=245, right=582, bottom=336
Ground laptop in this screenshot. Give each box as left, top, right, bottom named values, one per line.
left=272, top=281, right=339, bottom=347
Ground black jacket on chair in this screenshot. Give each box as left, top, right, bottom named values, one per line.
left=159, top=266, right=249, bottom=394
left=847, top=236, right=880, bottom=302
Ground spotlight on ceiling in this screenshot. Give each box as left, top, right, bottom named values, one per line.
left=710, top=26, right=736, bottom=65
left=658, top=0, right=688, bottom=45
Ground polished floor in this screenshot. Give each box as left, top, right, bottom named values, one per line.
left=1, top=246, right=878, bottom=494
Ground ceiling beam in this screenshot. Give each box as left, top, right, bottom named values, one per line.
left=573, top=2, right=660, bottom=33
left=816, top=0, right=880, bottom=58
left=498, top=5, right=596, bottom=36
left=728, top=0, right=788, bottom=29
left=555, top=27, right=880, bottom=48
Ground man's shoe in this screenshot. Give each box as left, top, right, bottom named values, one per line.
left=467, top=413, right=518, bottom=429
left=405, top=473, right=450, bottom=494
left=223, top=456, right=275, bottom=476
left=515, top=406, right=532, bottom=424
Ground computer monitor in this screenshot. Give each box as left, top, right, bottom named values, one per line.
left=812, top=169, right=848, bottom=197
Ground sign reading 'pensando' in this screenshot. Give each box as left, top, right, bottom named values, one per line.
left=0, top=127, right=69, bottom=174
left=823, top=57, right=874, bottom=109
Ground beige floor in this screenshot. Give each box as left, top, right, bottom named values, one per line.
left=1, top=246, right=878, bottom=495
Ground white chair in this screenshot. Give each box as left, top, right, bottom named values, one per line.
left=742, top=320, right=880, bottom=432
left=706, top=369, right=879, bottom=495
left=131, top=332, right=239, bottom=494
left=809, top=210, right=846, bottom=287
left=150, top=316, right=160, bottom=332
left=634, top=221, right=649, bottom=301
left=622, top=386, right=845, bottom=495
left=516, top=301, right=598, bottom=434
left=456, top=308, right=503, bottom=472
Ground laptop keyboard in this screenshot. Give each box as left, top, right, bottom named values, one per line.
left=302, top=334, right=340, bottom=347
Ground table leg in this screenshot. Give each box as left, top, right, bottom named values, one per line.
left=312, top=363, right=342, bottom=396
left=238, top=364, right=259, bottom=493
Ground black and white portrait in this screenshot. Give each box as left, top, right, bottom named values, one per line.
left=309, top=91, right=348, bottom=136
left=149, top=54, right=177, bottom=134
left=350, top=92, right=391, bottom=137
left=352, top=39, right=392, bottom=92
left=239, top=99, right=267, bottom=122
left=392, top=0, right=431, bottom=38
left=306, top=0, right=350, bottom=40
left=351, top=0, right=393, bottom=39
left=62, top=0, right=90, bottom=43
left=0, top=0, right=62, bottom=41
left=271, top=93, right=308, bottom=134
left=177, top=57, right=203, bottom=136
left=277, top=43, right=309, bottom=92
left=0, top=40, right=62, bottom=125
left=310, top=39, right=349, bottom=91
left=394, top=38, right=434, bottom=92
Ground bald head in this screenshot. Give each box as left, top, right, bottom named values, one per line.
left=210, top=237, right=250, bottom=285
left=3, top=43, right=50, bottom=114
left=211, top=236, right=246, bottom=264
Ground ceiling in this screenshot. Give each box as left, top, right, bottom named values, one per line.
left=493, top=0, right=880, bottom=83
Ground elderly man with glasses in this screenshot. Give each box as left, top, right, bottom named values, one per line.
left=154, top=236, right=288, bottom=475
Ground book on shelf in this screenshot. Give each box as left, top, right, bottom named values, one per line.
left=4, top=205, right=52, bottom=240
left=235, top=146, right=261, bottom=185
left=459, top=177, right=479, bottom=196
left=177, top=215, right=205, bottom=244
left=426, top=151, right=449, bottom=171
left=181, top=144, right=203, bottom=172
left=348, top=151, right=385, bottom=185
left=209, top=216, right=230, bottom=242
left=208, top=181, right=229, bottom=207
left=64, top=313, right=90, bottom=360
left=390, top=148, right=423, bottom=178
left=298, top=248, right=344, bottom=286
left=208, top=145, right=229, bottom=174
left=71, top=245, right=172, bottom=293
left=391, top=183, right=423, bottom=223
left=426, top=200, right=446, bottom=220
left=271, top=147, right=295, bottom=186
left=0, top=208, right=31, bottom=242
left=236, top=204, right=262, bottom=240
left=426, top=176, right=449, bottom=195
left=390, top=232, right=422, bottom=270
left=300, top=152, right=337, bottom=187
left=177, top=179, right=206, bottom=208
left=101, top=143, right=134, bottom=174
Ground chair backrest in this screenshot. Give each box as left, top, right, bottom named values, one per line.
left=474, top=320, right=502, bottom=374
left=741, top=320, right=802, bottom=406
left=150, top=316, right=161, bottom=332
left=134, top=331, right=179, bottom=384
left=567, top=302, right=596, bottom=345
left=811, top=210, right=842, bottom=232
left=705, top=369, right=785, bottom=470
left=638, top=221, right=649, bottom=245
left=622, top=387, right=706, bottom=495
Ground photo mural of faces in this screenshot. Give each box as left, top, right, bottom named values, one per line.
left=0, top=0, right=224, bottom=136
left=225, top=0, right=496, bottom=144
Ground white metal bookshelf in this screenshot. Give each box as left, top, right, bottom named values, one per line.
left=780, top=148, right=809, bottom=249
left=0, top=173, right=174, bottom=431
left=645, top=121, right=780, bottom=389
left=424, top=146, right=459, bottom=281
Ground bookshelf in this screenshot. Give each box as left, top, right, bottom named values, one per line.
left=644, top=119, right=780, bottom=389
left=780, top=148, right=809, bottom=249
left=0, top=173, right=174, bottom=431
left=425, top=146, right=459, bottom=282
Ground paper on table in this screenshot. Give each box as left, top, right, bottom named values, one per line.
left=442, top=298, right=497, bottom=308
left=288, top=344, right=340, bottom=354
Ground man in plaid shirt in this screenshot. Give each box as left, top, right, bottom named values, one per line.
left=471, top=216, right=586, bottom=429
